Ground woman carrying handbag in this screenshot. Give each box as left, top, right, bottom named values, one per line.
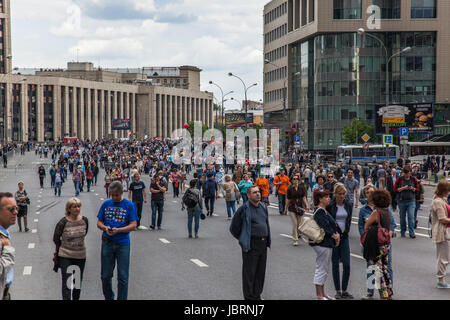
left=363, top=189, right=394, bottom=300
left=285, top=175, right=309, bottom=246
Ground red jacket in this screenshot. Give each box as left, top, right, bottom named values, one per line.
left=393, top=176, right=419, bottom=194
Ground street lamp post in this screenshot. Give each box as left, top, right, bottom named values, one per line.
left=209, top=81, right=233, bottom=128
left=357, top=28, right=411, bottom=162
left=228, top=73, right=257, bottom=130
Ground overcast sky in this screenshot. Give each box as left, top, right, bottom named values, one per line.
left=10, top=0, right=266, bottom=109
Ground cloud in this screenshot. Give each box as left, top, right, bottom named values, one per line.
left=70, top=38, right=144, bottom=60
left=50, top=4, right=88, bottom=37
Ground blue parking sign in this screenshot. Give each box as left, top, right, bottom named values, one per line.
left=400, top=127, right=409, bottom=136
left=383, top=135, right=393, bottom=145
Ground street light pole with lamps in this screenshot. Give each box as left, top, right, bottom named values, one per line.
left=228, top=73, right=257, bottom=130
left=209, top=80, right=233, bottom=127
left=357, top=28, right=411, bottom=161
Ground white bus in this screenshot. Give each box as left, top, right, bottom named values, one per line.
left=337, top=144, right=400, bottom=164
left=406, top=141, right=450, bottom=162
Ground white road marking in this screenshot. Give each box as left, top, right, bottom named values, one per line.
left=23, top=266, right=32, bottom=275
left=191, top=259, right=209, bottom=268
left=280, top=234, right=293, bottom=239
left=159, top=238, right=171, bottom=244
left=32, top=229, right=37, bottom=233
left=350, top=253, right=364, bottom=260
left=37, top=200, right=41, bottom=203
left=95, top=194, right=99, bottom=196
left=35, top=212, right=40, bottom=215
left=212, top=214, right=219, bottom=217
left=37, top=205, right=40, bottom=208
left=100, top=198, right=104, bottom=201
left=172, top=201, right=177, bottom=203
left=34, top=219, right=38, bottom=222
left=28, top=243, right=35, bottom=249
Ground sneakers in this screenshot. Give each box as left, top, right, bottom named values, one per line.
left=188, top=234, right=193, bottom=238
left=414, top=220, right=418, bottom=229
left=25, top=228, right=29, bottom=232
left=149, top=225, right=155, bottom=230
left=227, top=217, right=232, bottom=221
left=137, top=226, right=148, bottom=230
left=341, top=292, right=354, bottom=299
left=195, top=233, right=198, bottom=238
left=293, top=241, right=299, bottom=246
left=361, top=293, right=374, bottom=300
left=334, top=292, right=342, bottom=299
left=437, top=282, right=450, bottom=289
left=410, top=234, right=416, bottom=239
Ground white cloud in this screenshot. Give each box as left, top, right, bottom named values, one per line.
left=70, top=38, right=144, bottom=59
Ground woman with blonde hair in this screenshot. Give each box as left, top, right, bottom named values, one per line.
left=326, top=182, right=353, bottom=299
left=52, top=198, right=89, bottom=300
left=431, top=180, right=450, bottom=288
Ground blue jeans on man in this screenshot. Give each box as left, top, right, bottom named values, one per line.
left=187, top=205, right=201, bottom=236
left=101, top=238, right=130, bottom=300
left=398, top=201, right=416, bottom=236
left=204, top=196, right=215, bottom=215
left=55, top=182, right=62, bottom=196
left=73, top=181, right=80, bottom=196
left=151, top=200, right=164, bottom=228
left=278, top=193, right=286, bottom=214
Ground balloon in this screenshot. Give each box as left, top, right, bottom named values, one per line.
left=184, top=123, right=189, bottom=129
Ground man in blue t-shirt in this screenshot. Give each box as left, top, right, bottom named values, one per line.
left=97, top=181, right=137, bottom=300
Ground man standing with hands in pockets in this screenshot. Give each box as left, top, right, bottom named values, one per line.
left=230, top=185, right=271, bottom=300
left=97, top=181, right=137, bottom=300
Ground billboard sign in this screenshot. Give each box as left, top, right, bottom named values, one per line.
left=225, top=113, right=254, bottom=128
left=112, top=119, right=131, bottom=131
left=375, top=103, right=433, bottom=135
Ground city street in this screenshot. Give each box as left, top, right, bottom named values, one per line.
left=3, top=151, right=450, bottom=300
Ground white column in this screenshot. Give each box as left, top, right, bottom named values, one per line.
left=93, top=89, right=98, bottom=140
left=37, top=84, right=44, bottom=142
left=53, top=86, right=60, bottom=141
left=78, top=87, right=85, bottom=141
left=86, top=88, right=91, bottom=140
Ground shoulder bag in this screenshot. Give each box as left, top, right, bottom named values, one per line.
left=360, top=210, right=391, bottom=246
left=298, top=208, right=325, bottom=243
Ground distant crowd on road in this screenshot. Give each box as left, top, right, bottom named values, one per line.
left=1, top=137, right=450, bottom=301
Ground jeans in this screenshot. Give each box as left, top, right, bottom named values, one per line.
left=278, top=193, right=286, bottom=214
left=101, top=238, right=130, bottom=300
left=187, top=205, right=201, bottom=235
left=51, top=176, right=56, bottom=188
left=134, top=201, right=143, bottom=227
left=241, top=194, right=248, bottom=203
left=414, top=201, right=421, bottom=222
left=204, top=196, right=215, bottom=214
left=73, top=181, right=80, bottom=196
left=151, top=200, right=164, bottom=228
left=226, top=201, right=237, bottom=218
left=59, top=257, right=86, bottom=300
left=55, top=182, right=62, bottom=196
left=39, top=177, right=44, bottom=188
left=398, top=200, right=416, bottom=236
left=332, top=237, right=351, bottom=292
left=173, top=183, right=180, bottom=197
left=87, top=179, right=92, bottom=192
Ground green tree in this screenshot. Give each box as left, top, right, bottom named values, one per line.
left=342, top=119, right=380, bottom=145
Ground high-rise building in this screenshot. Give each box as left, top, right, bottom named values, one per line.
left=263, top=0, right=450, bottom=150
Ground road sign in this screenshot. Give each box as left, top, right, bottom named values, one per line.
left=363, top=142, right=369, bottom=150
left=383, top=135, right=394, bottom=145
left=400, top=127, right=409, bottom=136
left=294, top=136, right=301, bottom=142
left=362, top=133, right=370, bottom=143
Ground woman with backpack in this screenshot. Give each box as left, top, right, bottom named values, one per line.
left=183, top=179, right=203, bottom=238
left=362, top=189, right=394, bottom=300
left=52, top=198, right=88, bottom=300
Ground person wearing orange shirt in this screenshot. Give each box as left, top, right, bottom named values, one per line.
left=255, top=173, right=270, bottom=206
left=274, top=169, right=291, bottom=215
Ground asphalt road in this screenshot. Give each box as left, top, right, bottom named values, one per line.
left=2, top=151, right=450, bottom=300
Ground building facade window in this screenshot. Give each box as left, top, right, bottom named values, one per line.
left=44, top=85, right=54, bottom=141
left=265, top=2, right=288, bottom=25
left=411, top=0, right=436, bottom=18
left=333, top=0, right=362, bottom=19
left=28, top=85, right=37, bottom=141
left=372, top=0, right=401, bottom=19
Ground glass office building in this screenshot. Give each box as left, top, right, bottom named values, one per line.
left=288, top=32, right=436, bottom=150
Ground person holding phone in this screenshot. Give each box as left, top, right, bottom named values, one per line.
left=394, top=167, right=419, bottom=238
left=97, top=181, right=137, bottom=300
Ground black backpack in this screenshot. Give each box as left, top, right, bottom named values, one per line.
left=183, top=189, right=198, bottom=209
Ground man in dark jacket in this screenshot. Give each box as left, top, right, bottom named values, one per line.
left=386, top=168, right=398, bottom=211
left=202, top=173, right=218, bottom=216
left=230, top=185, right=271, bottom=300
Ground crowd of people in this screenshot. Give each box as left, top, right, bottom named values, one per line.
left=0, top=137, right=450, bottom=301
